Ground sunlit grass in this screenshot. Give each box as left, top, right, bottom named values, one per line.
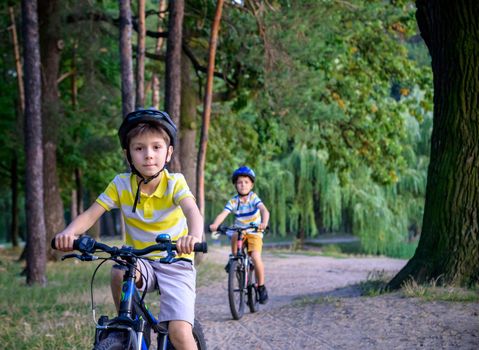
left=402, top=278, right=479, bottom=302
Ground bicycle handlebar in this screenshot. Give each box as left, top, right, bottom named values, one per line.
left=51, top=235, right=208, bottom=256
left=213, top=223, right=267, bottom=234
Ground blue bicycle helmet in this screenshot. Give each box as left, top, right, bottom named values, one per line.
left=232, top=166, right=256, bottom=184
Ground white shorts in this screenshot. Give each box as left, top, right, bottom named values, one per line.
left=137, top=259, right=196, bottom=326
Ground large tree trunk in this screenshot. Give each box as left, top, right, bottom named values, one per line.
left=119, top=0, right=135, bottom=117
left=165, top=0, right=184, bottom=172
left=197, top=0, right=224, bottom=215
left=180, top=50, right=198, bottom=195
left=22, top=0, right=47, bottom=285
left=389, top=0, right=479, bottom=289
left=38, top=0, right=65, bottom=261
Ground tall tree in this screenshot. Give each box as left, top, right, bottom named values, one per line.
left=197, top=0, right=224, bottom=215
left=389, top=0, right=479, bottom=288
left=165, top=0, right=184, bottom=172
left=135, top=0, right=146, bottom=108
left=38, top=0, right=65, bottom=259
left=22, top=0, right=47, bottom=285
left=180, top=50, right=199, bottom=195
left=120, top=0, right=135, bottom=117
left=151, top=0, right=167, bottom=109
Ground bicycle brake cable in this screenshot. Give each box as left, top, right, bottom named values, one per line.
left=90, top=258, right=110, bottom=325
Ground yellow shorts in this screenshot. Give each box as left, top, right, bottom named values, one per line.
left=244, top=233, right=263, bottom=254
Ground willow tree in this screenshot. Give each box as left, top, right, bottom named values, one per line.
left=389, top=0, right=479, bottom=288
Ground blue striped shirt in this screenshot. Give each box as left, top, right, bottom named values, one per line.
left=225, top=192, right=263, bottom=235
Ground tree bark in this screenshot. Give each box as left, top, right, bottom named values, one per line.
left=38, top=0, right=65, bottom=261
left=197, top=0, right=224, bottom=215
left=180, top=50, right=199, bottom=196
left=151, top=0, right=167, bottom=109
left=119, top=0, right=135, bottom=117
left=135, top=0, right=146, bottom=108
left=165, top=0, right=184, bottom=172
left=22, top=0, right=47, bottom=285
left=389, top=0, right=479, bottom=289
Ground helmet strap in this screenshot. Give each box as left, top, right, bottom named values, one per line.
left=127, top=150, right=167, bottom=213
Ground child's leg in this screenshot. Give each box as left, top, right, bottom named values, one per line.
left=110, top=265, right=126, bottom=311
left=230, top=232, right=239, bottom=255
left=168, top=320, right=197, bottom=350
left=250, top=250, right=265, bottom=285
left=110, top=261, right=153, bottom=311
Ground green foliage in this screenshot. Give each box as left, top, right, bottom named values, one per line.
left=0, top=0, right=433, bottom=259
left=203, top=0, right=433, bottom=257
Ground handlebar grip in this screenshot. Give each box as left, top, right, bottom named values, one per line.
left=72, top=239, right=81, bottom=251
left=193, top=242, right=208, bottom=253
left=50, top=237, right=82, bottom=250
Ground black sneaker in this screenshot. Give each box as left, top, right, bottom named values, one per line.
left=258, top=285, right=269, bottom=304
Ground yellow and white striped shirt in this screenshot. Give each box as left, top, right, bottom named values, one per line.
left=96, top=170, right=194, bottom=259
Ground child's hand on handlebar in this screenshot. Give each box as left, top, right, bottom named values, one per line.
left=258, top=223, right=267, bottom=231
left=176, top=235, right=201, bottom=255
left=54, top=231, right=77, bottom=252
left=209, top=224, right=218, bottom=232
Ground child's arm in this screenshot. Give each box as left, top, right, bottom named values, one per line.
left=258, top=203, right=270, bottom=231
left=176, top=197, right=203, bottom=254
left=209, top=210, right=230, bottom=232
left=54, top=202, right=106, bottom=251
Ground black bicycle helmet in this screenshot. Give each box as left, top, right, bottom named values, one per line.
left=231, top=166, right=256, bottom=184
left=118, top=108, right=177, bottom=148
left=118, top=108, right=177, bottom=213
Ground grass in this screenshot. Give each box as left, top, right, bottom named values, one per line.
left=358, top=270, right=392, bottom=296
left=0, top=245, right=221, bottom=349
left=401, top=278, right=479, bottom=302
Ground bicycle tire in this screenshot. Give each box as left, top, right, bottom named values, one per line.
left=247, top=263, right=259, bottom=313
left=193, top=319, right=208, bottom=350
left=228, top=259, right=245, bottom=320
left=93, top=332, right=132, bottom=350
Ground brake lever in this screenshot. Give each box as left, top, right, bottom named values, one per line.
left=159, top=251, right=177, bottom=264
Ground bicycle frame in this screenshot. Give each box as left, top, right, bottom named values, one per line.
left=52, top=234, right=207, bottom=350
left=213, top=224, right=261, bottom=320
left=94, top=256, right=162, bottom=350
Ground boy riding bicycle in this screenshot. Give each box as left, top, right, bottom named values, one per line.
left=54, top=108, right=203, bottom=350
left=209, top=166, right=270, bottom=304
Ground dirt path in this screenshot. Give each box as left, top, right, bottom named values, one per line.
left=196, top=247, right=479, bottom=350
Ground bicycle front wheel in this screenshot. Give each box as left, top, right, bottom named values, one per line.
left=93, top=332, right=132, bottom=350
left=228, top=259, right=245, bottom=320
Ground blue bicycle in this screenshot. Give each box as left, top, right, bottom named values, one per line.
left=52, top=234, right=207, bottom=350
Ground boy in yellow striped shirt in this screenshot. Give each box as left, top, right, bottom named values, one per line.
left=54, top=109, right=203, bottom=350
